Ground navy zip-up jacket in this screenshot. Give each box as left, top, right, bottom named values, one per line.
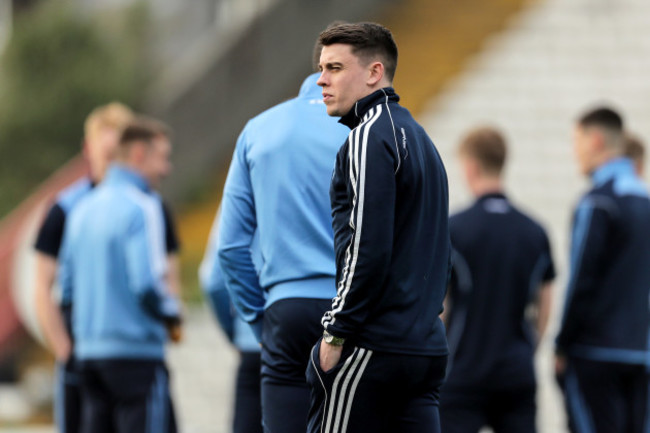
left=556, top=158, right=650, bottom=365
left=322, top=87, right=450, bottom=356
left=447, top=193, right=555, bottom=389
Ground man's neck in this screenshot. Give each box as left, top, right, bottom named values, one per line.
left=589, top=151, right=621, bottom=176
left=471, top=176, right=503, bottom=198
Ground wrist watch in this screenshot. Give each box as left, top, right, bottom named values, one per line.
left=323, top=330, right=345, bottom=346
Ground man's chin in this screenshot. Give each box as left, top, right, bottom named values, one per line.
left=327, top=105, right=350, bottom=118
left=326, top=107, right=341, bottom=117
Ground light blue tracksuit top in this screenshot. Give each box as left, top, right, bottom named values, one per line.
left=59, top=165, right=181, bottom=361
left=200, top=207, right=261, bottom=352
left=217, top=73, right=349, bottom=341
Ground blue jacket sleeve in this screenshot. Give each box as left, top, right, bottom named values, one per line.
left=199, top=208, right=235, bottom=342
left=322, top=131, right=397, bottom=339
left=206, top=287, right=236, bottom=343
left=125, top=205, right=181, bottom=324
left=217, top=126, right=265, bottom=342
left=556, top=197, right=612, bottom=353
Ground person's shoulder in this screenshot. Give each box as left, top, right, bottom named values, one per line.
left=509, top=203, right=551, bottom=239
left=119, top=184, right=157, bottom=210
left=449, top=205, right=477, bottom=233
left=577, top=187, right=619, bottom=216
left=64, top=190, right=95, bottom=230
left=56, top=177, right=93, bottom=214
left=359, top=110, right=399, bottom=146
left=381, top=100, right=418, bottom=127
left=450, top=205, right=474, bottom=222
left=366, top=103, right=425, bottom=144
left=239, top=99, right=302, bottom=148
left=247, top=97, right=298, bottom=127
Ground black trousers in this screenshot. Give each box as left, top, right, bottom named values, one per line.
left=56, top=307, right=81, bottom=433
left=440, top=384, right=537, bottom=433
left=560, top=358, right=649, bottom=433
left=55, top=357, right=82, bottom=433
left=234, top=351, right=263, bottom=433
left=78, top=359, right=177, bottom=433
left=260, top=298, right=332, bottom=433
left=306, top=338, right=447, bottom=433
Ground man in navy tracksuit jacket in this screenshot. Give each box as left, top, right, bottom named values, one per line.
left=556, top=107, right=650, bottom=433
left=307, top=22, right=449, bottom=433
left=441, top=127, right=555, bottom=433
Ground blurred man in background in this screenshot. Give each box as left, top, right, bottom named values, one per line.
left=556, top=107, right=650, bottom=433
left=200, top=209, right=262, bottom=433
left=59, top=117, right=182, bottom=433
left=441, top=127, right=555, bottom=433
left=33, top=102, right=132, bottom=433
left=215, top=49, right=348, bottom=433
left=308, top=22, right=450, bottom=433
left=623, top=133, right=645, bottom=177
left=33, top=104, right=181, bottom=432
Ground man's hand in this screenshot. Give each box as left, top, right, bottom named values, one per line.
left=319, top=341, right=343, bottom=372
left=166, top=321, right=183, bottom=343
left=53, top=337, right=72, bottom=363
left=34, top=252, right=73, bottom=362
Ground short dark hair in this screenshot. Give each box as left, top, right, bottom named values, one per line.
left=119, top=116, right=170, bottom=153
left=313, top=20, right=348, bottom=71
left=459, top=127, right=507, bottom=175
left=318, top=22, right=398, bottom=82
left=577, top=106, right=624, bottom=149
left=578, top=107, right=624, bottom=132
left=623, top=133, right=645, bottom=164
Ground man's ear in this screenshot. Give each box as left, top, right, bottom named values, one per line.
left=367, top=61, right=385, bottom=87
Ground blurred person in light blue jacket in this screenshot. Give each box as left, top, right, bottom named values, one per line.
left=200, top=206, right=263, bottom=433
left=59, top=117, right=181, bottom=433
left=215, top=70, right=349, bottom=433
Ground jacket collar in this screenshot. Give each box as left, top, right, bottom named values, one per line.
left=476, top=192, right=511, bottom=213
left=591, top=157, right=635, bottom=187
left=105, top=164, right=150, bottom=192
left=339, top=87, right=400, bottom=129
left=476, top=192, right=507, bottom=203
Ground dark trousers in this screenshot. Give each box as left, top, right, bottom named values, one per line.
left=55, top=357, right=82, bottom=433
left=306, top=338, right=447, bottom=433
left=440, top=384, right=537, bottom=433
left=560, top=358, right=649, bottom=433
left=234, top=351, right=263, bottom=433
left=78, top=359, right=177, bottom=433
left=260, top=298, right=332, bottom=433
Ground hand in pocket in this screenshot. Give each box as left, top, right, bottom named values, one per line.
left=319, top=341, right=343, bottom=373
